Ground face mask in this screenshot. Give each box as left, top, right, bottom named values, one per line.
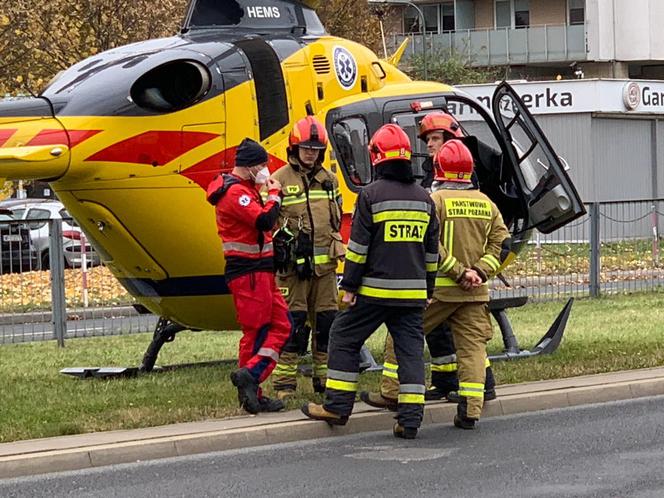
left=251, top=166, right=270, bottom=185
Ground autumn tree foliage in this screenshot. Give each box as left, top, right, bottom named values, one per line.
left=0, top=1, right=391, bottom=95
left=0, top=0, right=185, bottom=95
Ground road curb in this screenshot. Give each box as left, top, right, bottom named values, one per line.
left=2, top=369, right=664, bottom=479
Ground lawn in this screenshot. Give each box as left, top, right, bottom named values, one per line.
left=1, top=292, right=663, bottom=443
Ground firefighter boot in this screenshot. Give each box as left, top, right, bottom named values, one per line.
left=301, top=403, right=348, bottom=426
left=453, top=399, right=478, bottom=430
left=424, top=386, right=454, bottom=401
left=359, top=391, right=398, bottom=411
left=276, top=389, right=296, bottom=401
left=231, top=367, right=260, bottom=414
left=258, top=396, right=285, bottom=412
left=393, top=423, right=418, bottom=440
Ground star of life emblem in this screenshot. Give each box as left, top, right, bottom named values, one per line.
left=333, top=46, right=358, bottom=90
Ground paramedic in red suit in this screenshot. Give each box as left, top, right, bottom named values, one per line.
left=206, top=138, right=293, bottom=414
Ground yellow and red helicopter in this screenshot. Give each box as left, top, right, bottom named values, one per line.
left=0, top=0, right=584, bottom=377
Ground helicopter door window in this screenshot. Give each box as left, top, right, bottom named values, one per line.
left=332, top=117, right=372, bottom=187
left=442, top=95, right=529, bottom=235
left=491, top=82, right=585, bottom=234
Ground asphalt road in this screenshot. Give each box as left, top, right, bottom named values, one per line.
left=3, top=396, right=664, bottom=498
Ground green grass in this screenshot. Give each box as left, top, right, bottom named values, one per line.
left=1, top=292, right=663, bottom=443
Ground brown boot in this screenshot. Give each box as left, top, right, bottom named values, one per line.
left=393, top=423, right=418, bottom=439
left=359, top=391, right=398, bottom=411
left=276, top=389, right=296, bottom=402
left=301, top=403, right=348, bottom=426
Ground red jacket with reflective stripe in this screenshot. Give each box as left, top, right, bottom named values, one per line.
left=207, top=173, right=282, bottom=280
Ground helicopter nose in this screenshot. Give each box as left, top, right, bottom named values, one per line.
left=0, top=97, right=98, bottom=180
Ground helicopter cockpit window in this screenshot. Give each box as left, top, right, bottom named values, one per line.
left=188, top=0, right=299, bottom=30
left=332, top=117, right=372, bottom=186
left=130, top=60, right=211, bottom=113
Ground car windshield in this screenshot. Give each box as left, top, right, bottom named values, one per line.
left=0, top=213, right=15, bottom=228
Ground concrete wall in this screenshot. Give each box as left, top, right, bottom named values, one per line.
left=587, top=0, right=664, bottom=63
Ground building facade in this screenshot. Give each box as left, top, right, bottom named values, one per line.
left=385, top=0, right=664, bottom=81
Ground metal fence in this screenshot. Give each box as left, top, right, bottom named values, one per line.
left=389, top=23, right=587, bottom=67
left=0, top=219, right=156, bottom=345
left=492, top=199, right=664, bottom=300
left=1, top=200, right=663, bottom=345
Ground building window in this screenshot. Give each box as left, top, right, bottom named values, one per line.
left=514, top=0, right=530, bottom=27
left=495, top=0, right=530, bottom=29
left=404, top=4, right=452, bottom=34
left=442, top=3, right=455, bottom=31
left=569, top=0, right=584, bottom=25
left=495, top=0, right=511, bottom=28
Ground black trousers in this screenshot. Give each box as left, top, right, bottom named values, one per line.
left=324, top=298, right=426, bottom=429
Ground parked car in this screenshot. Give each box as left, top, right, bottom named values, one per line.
left=0, top=199, right=100, bottom=269
left=0, top=209, right=39, bottom=273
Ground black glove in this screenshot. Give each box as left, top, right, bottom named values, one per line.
left=294, top=231, right=314, bottom=281
left=273, top=227, right=293, bottom=274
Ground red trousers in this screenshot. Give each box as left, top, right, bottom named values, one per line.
left=228, top=271, right=292, bottom=386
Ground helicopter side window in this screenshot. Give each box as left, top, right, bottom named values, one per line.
left=332, top=117, right=372, bottom=187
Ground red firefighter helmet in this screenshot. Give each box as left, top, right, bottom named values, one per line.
left=418, top=112, right=463, bottom=140
left=434, top=139, right=474, bottom=183
left=289, top=116, right=328, bottom=150
left=368, top=124, right=412, bottom=167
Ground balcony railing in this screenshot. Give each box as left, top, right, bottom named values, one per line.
left=390, top=23, right=587, bottom=66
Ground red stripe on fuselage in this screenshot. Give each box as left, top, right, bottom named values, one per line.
left=85, top=131, right=219, bottom=166
left=26, top=129, right=101, bottom=147
left=180, top=145, right=287, bottom=190
left=0, top=129, right=17, bottom=147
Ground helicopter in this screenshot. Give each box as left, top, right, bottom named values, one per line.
left=0, top=0, right=584, bottom=377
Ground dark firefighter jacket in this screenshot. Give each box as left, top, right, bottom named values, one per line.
left=342, top=177, right=440, bottom=307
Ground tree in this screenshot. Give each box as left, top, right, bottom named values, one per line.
left=0, top=0, right=186, bottom=95
left=0, top=1, right=391, bottom=96
left=404, top=49, right=505, bottom=85
left=317, top=1, right=390, bottom=54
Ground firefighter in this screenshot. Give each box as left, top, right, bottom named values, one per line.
left=270, top=116, right=344, bottom=400
left=361, top=112, right=497, bottom=411
left=206, top=138, right=292, bottom=415
left=427, top=140, right=511, bottom=428
left=301, top=124, right=440, bottom=440
left=419, top=111, right=463, bottom=190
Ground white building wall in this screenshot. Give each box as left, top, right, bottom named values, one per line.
left=587, top=0, right=664, bottom=62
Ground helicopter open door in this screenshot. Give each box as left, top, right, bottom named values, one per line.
left=491, top=82, right=585, bottom=234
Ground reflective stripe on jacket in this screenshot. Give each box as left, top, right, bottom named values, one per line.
left=431, top=187, right=510, bottom=302
left=271, top=160, right=343, bottom=276
left=206, top=173, right=281, bottom=280
left=341, top=178, right=440, bottom=307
